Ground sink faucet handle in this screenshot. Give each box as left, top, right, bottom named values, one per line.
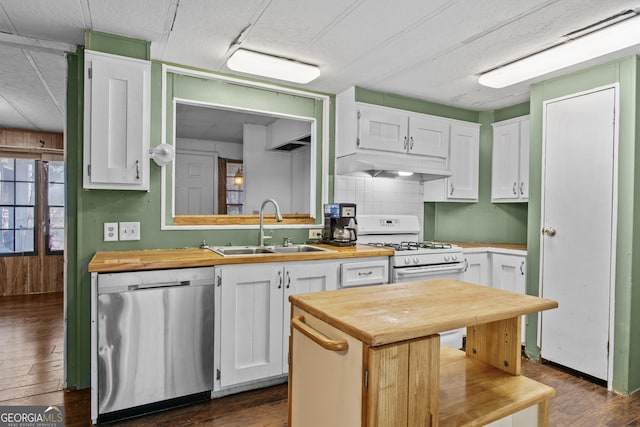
left=283, top=237, right=292, bottom=247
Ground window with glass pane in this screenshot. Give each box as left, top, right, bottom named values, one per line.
left=0, top=158, right=36, bottom=254
left=46, top=161, right=64, bottom=253
left=226, top=161, right=244, bottom=214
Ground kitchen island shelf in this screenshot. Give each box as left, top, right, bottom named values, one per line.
left=439, top=346, right=554, bottom=427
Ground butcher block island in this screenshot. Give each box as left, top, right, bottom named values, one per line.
left=288, top=279, right=558, bottom=427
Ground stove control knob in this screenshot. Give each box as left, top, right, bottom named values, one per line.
left=452, top=254, right=458, bottom=261
left=413, top=257, right=419, bottom=264
left=444, top=255, right=451, bottom=262
left=404, top=258, right=411, bottom=265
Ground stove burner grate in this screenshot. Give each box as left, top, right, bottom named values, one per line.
left=367, top=241, right=453, bottom=251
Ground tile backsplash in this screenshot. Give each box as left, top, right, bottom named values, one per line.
left=334, top=175, right=424, bottom=225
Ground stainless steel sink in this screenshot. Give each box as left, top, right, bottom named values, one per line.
left=271, top=245, right=333, bottom=254
left=209, top=244, right=332, bottom=256
left=210, top=246, right=276, bottom=256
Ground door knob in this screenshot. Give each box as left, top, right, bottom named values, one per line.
left=542, top=227, right=557, bottom=237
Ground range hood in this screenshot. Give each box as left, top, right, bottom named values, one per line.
left=335, top=152, right=452, bottom=181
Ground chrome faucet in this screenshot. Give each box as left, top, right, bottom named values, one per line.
left=259, top=198, right=283, bottom=246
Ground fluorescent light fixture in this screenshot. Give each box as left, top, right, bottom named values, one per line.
left=227, top=49, right=320, bottom=84
left=479, top=14, right=640, bottom=88
left=397, top=171, right=414, bottom=177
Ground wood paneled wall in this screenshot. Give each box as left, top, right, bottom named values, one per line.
left=0, top=128, right=64, bottom=295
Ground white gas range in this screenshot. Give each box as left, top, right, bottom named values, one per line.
left=357, top=215, right=466, bottom=283
left=357, top=214, right=466, bottom=348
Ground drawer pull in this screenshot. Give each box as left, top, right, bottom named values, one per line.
left=358, top=271, right=373, bottom=276
left=291, top=315, right=348, bottom=352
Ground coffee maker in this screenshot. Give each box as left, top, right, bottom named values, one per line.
left=322, top=203, right=358, bottom=246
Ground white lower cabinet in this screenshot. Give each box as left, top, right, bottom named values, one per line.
left=463, top=249, right=527, bottom=343
left=339, top=257, right=389, bottom=287
left=463, top=252, right=490, bottom=286
left=282, top=261, right=340, bottom=373
left=215, top=260, right=339, bottom=390
left=491, top=253, right=527, bottom=343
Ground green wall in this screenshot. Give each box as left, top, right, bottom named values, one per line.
left=66, top=33, right=333, bottom=388
left=426, top=106, right=529, bottom=243
left=527, top=56, right=640, bottom=395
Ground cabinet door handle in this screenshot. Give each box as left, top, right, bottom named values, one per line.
left=135, top=160, right=140, bottom=180
left=520, top=260, right=525, bottom=276
left=286, top=271, right=291, bottom=289
left=403, top=136, right=408, bottom=150
left=291, top=316, right=348, bottom=352
left=520, top=181, right=525, bottom=195
left=409, top=136, right=414, bottom=150
left=356, top=110, right=361, bottom=147
left=542, top=227, right=557, bottom=237
left=450, top=182, right=455, bottom=196
left=464, top=258, right=469, bottom=272
left=512, top=182, right=518, bottom=195
left=277, top=270, right=282, bottom=289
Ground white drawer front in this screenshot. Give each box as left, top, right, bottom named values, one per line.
left=340, top=259, right=389, bottom=288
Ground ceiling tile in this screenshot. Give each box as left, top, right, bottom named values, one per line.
left=0, top=45, right=64, bottom=131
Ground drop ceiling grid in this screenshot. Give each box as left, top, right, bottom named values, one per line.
left=0, top=0, right=85, bottom=45
left=359, top=0, right=639, bottom=109
left=0, top=45, right=65, bottom=131
left=287, top=0, right=456, bottom=92
left=363, top=0, right=562, bottom=88
left=87, top=0, right=175, bottom=43
left=160, top=0, right=267, bottom=70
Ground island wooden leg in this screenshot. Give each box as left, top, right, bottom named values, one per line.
left=466, top=316, right=521, bottom=375
left=408, top=336, right=440, bottom=427
left=538, top=399, right=550, bottom=427
left=366, top=335, right=439, bottom=427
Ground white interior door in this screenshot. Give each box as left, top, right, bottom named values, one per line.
left=540, top=86, right=616, bottom=381
left=174, top=153, right=215, bottom=215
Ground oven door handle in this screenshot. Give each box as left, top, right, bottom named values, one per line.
left=395, top=264, right=465, bottom=277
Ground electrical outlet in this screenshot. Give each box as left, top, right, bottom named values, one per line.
left=308, top=229, right=323, bottom=240
left=104, top=222, right=118, bottom=241
left=119, top=222, right=140, bottom=241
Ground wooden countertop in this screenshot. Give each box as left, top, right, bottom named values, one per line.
left=455, top=242, right=527, bottom=251
left=88, top=244, right=393, bottom=273
left=289, top=279, right=557, bottom=347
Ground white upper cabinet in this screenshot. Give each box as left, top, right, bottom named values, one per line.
left=83, top=50, right=150, bottom=190
left=357, top=104, right=408, bottom=153
left=423, top=122, right=480, bottom=202
left=357, top=103, right=450, bottom=165
left=357, top=104, right=451, bottom=160
left=491, top=116, right=529, bottom=202
left=336, top=87, right=468, bottom=176
left=408, top=114, right=450, bottom=158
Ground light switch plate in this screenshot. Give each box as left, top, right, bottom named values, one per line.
left=104, top=222, right=118, bottom=241
left=119, top=222, right=140, bottom=241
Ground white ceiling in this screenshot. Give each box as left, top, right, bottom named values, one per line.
left=1, top=0, right=639, bottom=134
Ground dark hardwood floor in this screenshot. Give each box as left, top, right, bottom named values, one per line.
left=1, top=292, right=638, bottom=426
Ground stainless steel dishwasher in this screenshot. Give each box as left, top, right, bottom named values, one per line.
left=91, top=267, right=214, bottom=423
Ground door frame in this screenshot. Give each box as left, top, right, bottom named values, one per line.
left=538, top=83, right=619, bottom=389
